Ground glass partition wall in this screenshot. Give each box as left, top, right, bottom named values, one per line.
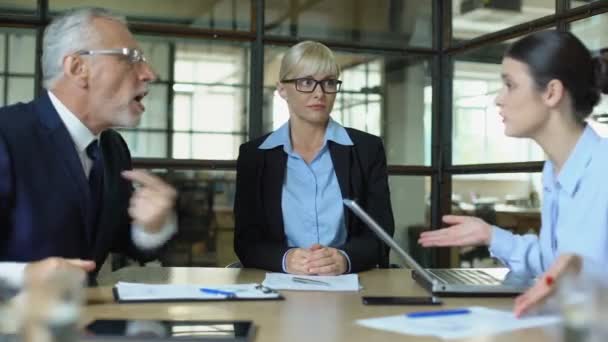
left=1, top=0, right=606, bottom=268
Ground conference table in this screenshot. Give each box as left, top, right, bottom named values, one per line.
left=86, top=267, right=561, bottom=342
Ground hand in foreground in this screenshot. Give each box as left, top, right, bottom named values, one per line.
left=305, top=244, right=348, bottom=276
left=25, top=257, right=96, bottom=286
left=122, top=170, right=177, bottom=233
left=418, top=215, right=492, bottom=248
left=513, top=254, right=582, bottom=317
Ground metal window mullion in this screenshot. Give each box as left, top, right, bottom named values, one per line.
left=432, top=0, right=453, bottom=268
left=3, top=32, right=8, bottom=104
left=232, top=0, right=237, bottom=31
left=242, top=45, right=250, bottom=138
left=248, top=0, right=264, bottom=140
left=556, top=0, right=571, bottom=32
left=33, top=0, right=47, bottom=98
left=167, top=42, right=176, bottom=159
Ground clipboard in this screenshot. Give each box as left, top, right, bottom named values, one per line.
left=112, top=282, right=284, bottom=303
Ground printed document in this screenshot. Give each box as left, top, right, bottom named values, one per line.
left=356, top=306, right=560, bottom=339
left=262, top=273, right=360, bottom=291
left=114, top=282, right=280, bottom=301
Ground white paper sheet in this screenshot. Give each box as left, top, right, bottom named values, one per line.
left=114, top=282, right=280, bottom=301
left=262, top=273, right=360, bottom=291
left=356, top=306, right=560, bottom=339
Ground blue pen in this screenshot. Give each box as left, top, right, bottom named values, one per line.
left=406, top=308, right=471, bottom=318
left=200, top=288, right=236, bottom=298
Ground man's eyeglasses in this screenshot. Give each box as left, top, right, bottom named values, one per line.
left=281, top=77, right=342, bottom=94
left=76, top=47, right=147, bottom=64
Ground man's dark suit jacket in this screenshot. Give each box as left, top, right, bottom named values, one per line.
left=234, top=127, right=395, bottom=273
left=0, top=92, right=153, bottom=273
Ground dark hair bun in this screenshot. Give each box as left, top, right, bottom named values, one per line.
left=506, top=31, right=603, bottom=121
left=593, top=50, right=608, bottom=95
left=581, top=89, right=600, bottom=116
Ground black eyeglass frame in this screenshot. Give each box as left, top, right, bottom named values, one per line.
left=281, top=77, right=343, bottom=94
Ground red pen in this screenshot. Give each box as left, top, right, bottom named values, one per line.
left=545, top=275, right=554, bottom=286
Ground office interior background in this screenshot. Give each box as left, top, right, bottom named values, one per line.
left=1, top=0, right=607, bottom=269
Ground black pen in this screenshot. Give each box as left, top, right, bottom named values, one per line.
left=292, top=277, right=331, bottom=286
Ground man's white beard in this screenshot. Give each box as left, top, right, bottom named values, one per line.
left=111, top=107, right=141, bottom=128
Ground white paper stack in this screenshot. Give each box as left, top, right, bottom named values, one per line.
left=262, top=273, right=360, bottom=291
left=356, top=306, right=561, bottom=339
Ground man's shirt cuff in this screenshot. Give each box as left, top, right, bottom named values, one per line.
left=131, top=212, right=177, bottom=250
left=0, top=262, right=27, bottom=289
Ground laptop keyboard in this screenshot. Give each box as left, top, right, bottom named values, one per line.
left=428, top=269, right=502, bottom=286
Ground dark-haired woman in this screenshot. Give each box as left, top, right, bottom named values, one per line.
left=418, top=30, right=608, bottom=313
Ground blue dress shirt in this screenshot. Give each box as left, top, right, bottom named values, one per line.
left=259, top=118, right=354, bottom=272
left=489, top=125, right=608, bottom=281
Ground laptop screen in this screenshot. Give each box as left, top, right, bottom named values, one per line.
left=342, top=199, right=437, bottom=286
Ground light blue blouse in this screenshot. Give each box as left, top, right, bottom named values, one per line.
left=259, top=118, right=354, bottom=271
left=489, top=125, right=608, bottom=281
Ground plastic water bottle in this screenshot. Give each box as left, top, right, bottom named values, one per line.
left=0, top=279, right=17, bottom=342
left=557, top=273, right=606, bottom=342
left=19, top=268, right=84, bottom=342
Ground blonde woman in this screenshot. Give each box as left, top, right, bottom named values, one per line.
left=234, top=41, right=394, bottom=275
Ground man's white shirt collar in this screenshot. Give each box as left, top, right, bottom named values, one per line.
left=48, top=90, right=98, bottom=153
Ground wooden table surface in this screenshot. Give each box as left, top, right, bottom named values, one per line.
left=85, top=267, right=561, bottom=342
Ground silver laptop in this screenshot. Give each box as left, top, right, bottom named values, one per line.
left=343, top=199, right=531, bottom=296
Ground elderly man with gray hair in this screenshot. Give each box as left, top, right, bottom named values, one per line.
left=0, top=7, right=177, bottom=288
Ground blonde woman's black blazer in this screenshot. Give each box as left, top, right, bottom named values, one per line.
left=234, top=127, right=395, bottom=273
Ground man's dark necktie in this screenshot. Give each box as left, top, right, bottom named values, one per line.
left=86, top=140, right=104, bottom=232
